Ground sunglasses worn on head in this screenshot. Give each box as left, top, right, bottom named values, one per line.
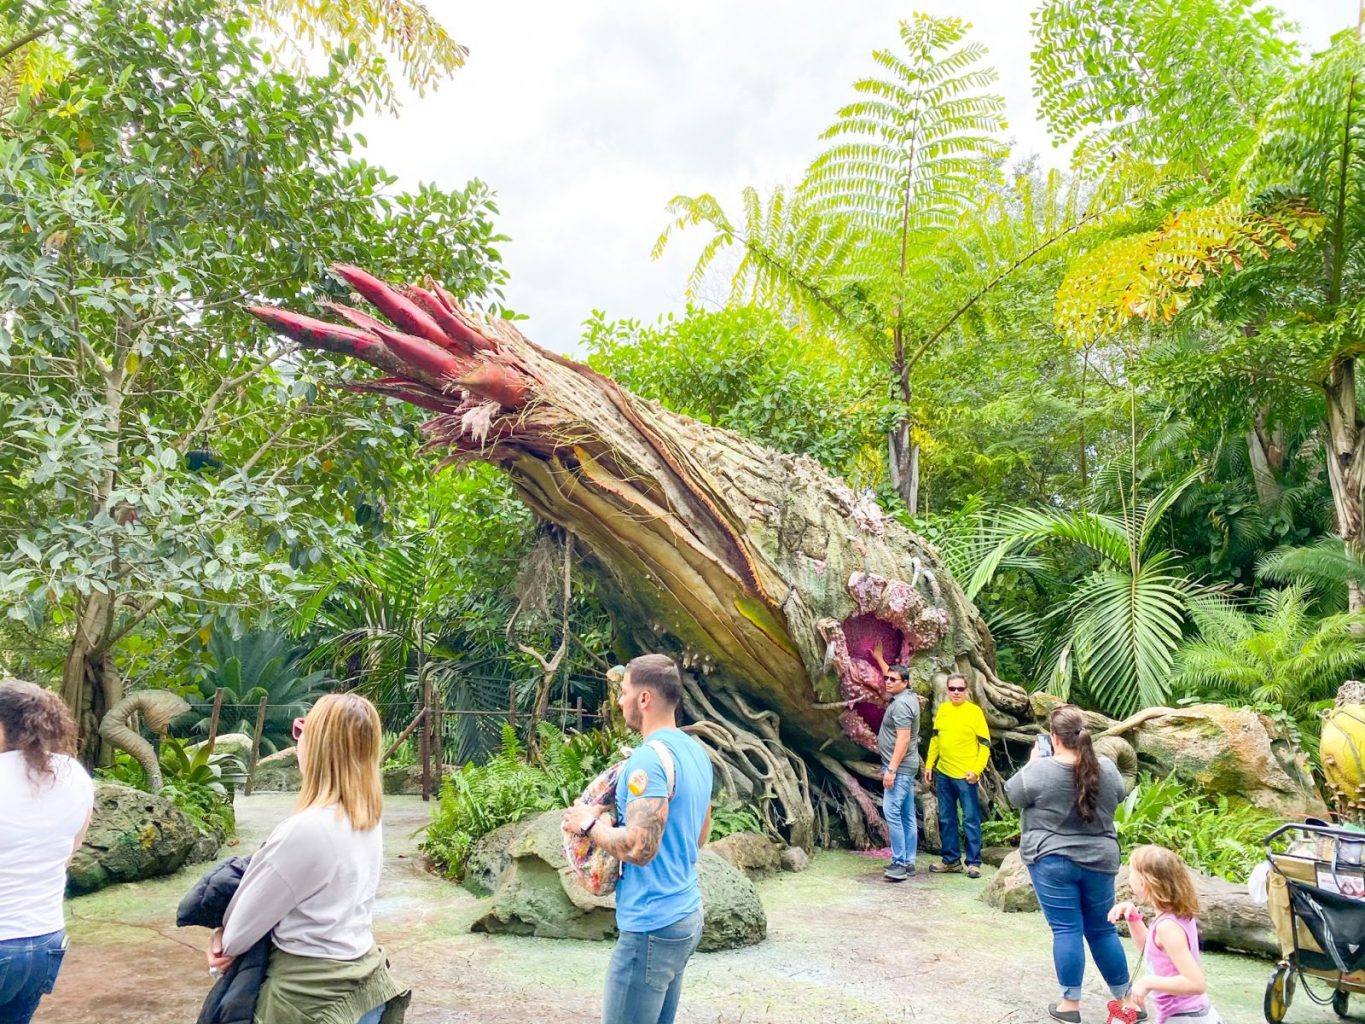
left=292, top=717, right=306, bottom=741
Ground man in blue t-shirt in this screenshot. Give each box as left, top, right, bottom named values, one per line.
left=565, top=653, right=713, bottom=1024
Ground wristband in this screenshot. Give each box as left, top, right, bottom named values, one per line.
left=582, top=815, right=600, bottom=836
left=1126, top=909, right=1142, bottom=922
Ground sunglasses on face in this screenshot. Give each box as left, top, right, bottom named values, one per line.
left=947, top=686, right=967, bottom=693
left=292, top=717, right=306, bottom=742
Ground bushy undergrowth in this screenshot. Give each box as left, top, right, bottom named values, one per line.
left=979, top=772, right=1282, bottom=881
left=96, top=737, right=242, bottom=837
left=709, top=793, right=764, bottom=840
left=1114, top=773, right=1282, bottom=881
left=421, top=723, right=627, bottom=879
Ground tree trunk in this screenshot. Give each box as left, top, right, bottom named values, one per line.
left=1325, top=358, right=1365, bottom=613
left=888, top=338, right=919, bottom=513
left=60, top=591, right=122, bottom=766
left=252, top=269, right=1033, bottom=847
left=1248, top=406, right=1286, bottom=508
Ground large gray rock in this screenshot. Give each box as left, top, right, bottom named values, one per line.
left=470, top=810, right=767, bottom=950
left=709, top=831, right=783, bottom=878
left=463, top=816, right=537, bottom=897
left=779, top=846, right=811, bottom=873
left=1130, top=704, right=1326, bottom=819
left=471, top=810, right=616, bottom=941
left=68, top=783, right=203, bottom=895
left=696, top=849, right=767, bottom=950
left=382, top=763, right=459, bottom=796
left=251, top=747, right=300, bottom=791
left=980, top=851, right=1038, bottom=913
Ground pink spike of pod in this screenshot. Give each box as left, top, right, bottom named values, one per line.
left=456, top=363, right=530, bottom=408
left=371, top=325, right=470, bottom=381
left=322, top=301, right=389, bottom=334
left=247, top=305, right=382, bottom=356
left=404, top=285, right=496, bottom=354
left=330, top=264, right=450, bottom=349
left=347, top=382, right=459, bottom=415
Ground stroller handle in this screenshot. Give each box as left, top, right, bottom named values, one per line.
left=1265, top=821, right=1365, bottom=857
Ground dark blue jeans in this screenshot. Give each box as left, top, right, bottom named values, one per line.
left=0, top=930, right=68, bottom=1024
left=1027, top=855, right=1130, bottom=1002
left=602, top=909, right=704, bottom=1024
left=934, top=771, right=983, bottom=866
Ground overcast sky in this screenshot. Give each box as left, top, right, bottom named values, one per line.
left=357, top=1, right=1356, bottom=355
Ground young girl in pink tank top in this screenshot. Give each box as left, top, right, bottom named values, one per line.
left=1107, top=845, right=1223, bottom=1024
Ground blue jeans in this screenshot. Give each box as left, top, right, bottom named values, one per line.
left=0, top=930, right=68, bottom=1024
left=935, top=771, right=983, bottom=866
left=1028, top=855, right=1131, bottom=1002
left=882, top=771, right=918, bottom=866
left=603, top=909, right=704, bottom=1024
left=358, top=1005, right=385, bottom=1024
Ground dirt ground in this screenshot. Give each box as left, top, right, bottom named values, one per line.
left=35, top=793, right=1336, bottom=1024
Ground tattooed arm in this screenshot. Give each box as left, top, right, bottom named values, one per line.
left=589, top=796, right=670, bottom=866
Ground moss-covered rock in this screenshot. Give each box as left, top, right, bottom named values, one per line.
left=469, top=810, right=767, bottom=949
left=68, top=783, right=202, bottom=895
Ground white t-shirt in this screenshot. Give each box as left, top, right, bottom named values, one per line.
left=0, top=750, right=95, bottom=941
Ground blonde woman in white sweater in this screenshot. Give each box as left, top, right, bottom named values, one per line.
left=207, top=693, right=407, bottom=1024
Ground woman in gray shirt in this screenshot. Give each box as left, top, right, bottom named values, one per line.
left=1005, top=705, right=1135, bottom=1024
left=207, top=694, right=406, bottom=1024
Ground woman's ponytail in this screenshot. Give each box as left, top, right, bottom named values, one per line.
left=1050, top=705, right=1101, bottom=822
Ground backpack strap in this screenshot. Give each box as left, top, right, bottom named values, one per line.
left=645, top=739, right=677, bottom=799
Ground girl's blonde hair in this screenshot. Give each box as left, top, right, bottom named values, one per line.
left=297, top=693, right=383, bottom=831
left=1130, top=844, right=1200, bottom=919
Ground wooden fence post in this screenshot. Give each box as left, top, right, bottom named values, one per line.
left=432, top=684, right=444, bottom=783
left=245, top=696, right=268, bottom=795
left=207, top=688, right=224, bottom=752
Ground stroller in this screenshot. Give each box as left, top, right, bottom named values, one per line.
left=1265, top=822, right=1365, bottom=1021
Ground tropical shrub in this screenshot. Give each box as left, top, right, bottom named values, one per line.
left=182, top=627, right=333, bottom=754
left=421, top=723, right=628, bottom=879
left=96, top=737, right=243, bottom=837
left=709, top=794, right=765, bottom=841
left=1173, top=586, right=1365, bottom=750
left=1114, top=774, right=1282, bottom=882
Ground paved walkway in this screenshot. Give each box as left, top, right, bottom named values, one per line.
left=37, top=793, right=1331, bottom=1023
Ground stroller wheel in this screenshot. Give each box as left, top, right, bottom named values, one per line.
left=1334, top=988, right=1350, bottom=1017
left=1265, top=964, right=1293, bottom=1023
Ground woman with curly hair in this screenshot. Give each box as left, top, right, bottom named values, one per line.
left=0, top=678, right=95, bottom=1024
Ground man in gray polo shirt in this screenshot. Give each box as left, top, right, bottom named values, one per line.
left=878, top=664, right=921, bottom=881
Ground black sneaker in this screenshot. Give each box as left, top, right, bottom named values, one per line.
left=1047, top=1004, right=1081, bottom=1024
left=883, top=863, right=908, bottom=882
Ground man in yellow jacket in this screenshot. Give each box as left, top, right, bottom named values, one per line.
left=923, top=672, right=991, bottom=878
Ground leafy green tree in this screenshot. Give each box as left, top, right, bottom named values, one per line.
left=1173, top=585, right=1365, bottom=743
left=1051, top=21, right=1365, bottom=613
left=3, top=0, right=466, bottom=103
left=583, top=305, right=883, bottom=481
left=0, top=0, right=507, bottom=761
left=657, top=16, right=1076, bottom=513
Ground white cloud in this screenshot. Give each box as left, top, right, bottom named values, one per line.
left=357, top=0, right=1355, bottom=354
